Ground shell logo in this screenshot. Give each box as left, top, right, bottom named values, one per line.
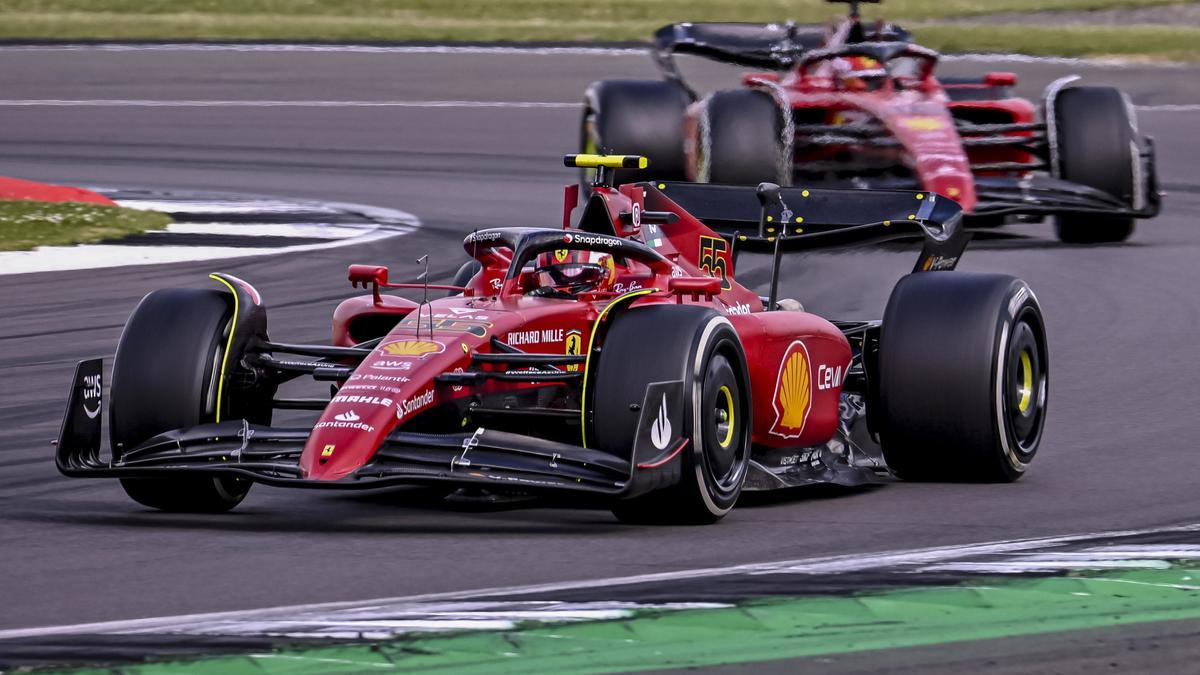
left=380, top=339, right=444, bottom=358
left=769, top=340, right=813, bottom=439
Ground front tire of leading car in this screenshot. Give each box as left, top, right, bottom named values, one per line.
left=876, top=273, right=1048, bottom=482
left=593, top=305, right=751, bottom=525
left=110, top=288, right=267, bottom=512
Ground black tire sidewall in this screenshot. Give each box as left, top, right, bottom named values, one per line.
left=110, top=288, right=232, bottom=455
left=594, top=306, right=750, bottom=522
left=110, top=287, right=253, bottom=511
left=683, top=321, right=751, bottom=514
left=1053, top=86, right=1137, bottom=243
left=582, top=79, right=691, bottom=186
left=449, top=259, right=483, bottom=296
left=702, top=89, right=783, bottom=186
left=878, top=273, right=1048, bottom=482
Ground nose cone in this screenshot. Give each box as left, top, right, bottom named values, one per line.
left=300, top=393, right=401, bottom=480
left=298, top=335, right=472, bottom=481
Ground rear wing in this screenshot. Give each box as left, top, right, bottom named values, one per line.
left=652, top=22, right=828, bottom=83
left=641, top=181, right=969, bottom=274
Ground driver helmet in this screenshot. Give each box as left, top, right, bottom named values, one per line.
left=533, top=249, right=615, bottom=295
left=833, top=56, right=887, bottom=92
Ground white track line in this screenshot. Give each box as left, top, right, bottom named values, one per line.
left=1136, top=104, right=1200, bottom=112
left=117, top=198, right=345, bottom=214
left=0, top=196, right=419, bottom=275
left=0, top=99, right=578, bottom=108
left=163, top=223, right=377, bottom=239
left=1, top=521, right=1197, bottom=641
left=0, top=228, right=406, bottom=275
left=0, top=99, right=1190, bottom=112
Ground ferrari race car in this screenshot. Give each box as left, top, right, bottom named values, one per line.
left=581, top=0, right=1160, bottom=243
left=56, top=154, right=1049, bottom=524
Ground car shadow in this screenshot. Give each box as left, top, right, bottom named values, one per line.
left=11, top=482, right=884, bottom=535
left=738, top=483, right=883, bottom=507
left=10, top=488, right=627, bottom=536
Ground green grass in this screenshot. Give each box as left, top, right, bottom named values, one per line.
left=919, top=23, right=1200, bottom=60
left=0, top=1, right=1195, bottom=58
left=0, top=199, right=172, bottom=251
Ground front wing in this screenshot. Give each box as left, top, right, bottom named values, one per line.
left=56, top=360, right=685, bottom=501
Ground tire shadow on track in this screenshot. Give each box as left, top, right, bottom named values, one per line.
left=5, top=491, right=627, bottom=536
left=737, top=484, right=883, bottom=507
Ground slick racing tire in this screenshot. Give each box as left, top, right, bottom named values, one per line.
left=594, top=305, right=751, bottom=525
left=580, top=79, right=692, bottom=188
left=699, top=89, right=786, bottom=186
left=110, top=288, right=259, bottom=512
left=449, top=259, right=482, bottom=296
left=1052, top=86, right=1137, bottom=243
left=877, top=273, right=1048, bottom=482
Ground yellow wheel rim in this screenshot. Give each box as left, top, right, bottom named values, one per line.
left=717, top=385, right=735, bottom=449
left=1017, top=350, right=1033, bottom=413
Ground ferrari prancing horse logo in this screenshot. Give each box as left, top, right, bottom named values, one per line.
left=565, top=330, right=582, bottom=372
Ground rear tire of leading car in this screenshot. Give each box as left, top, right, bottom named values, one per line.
left=876, top=273, right=1048, bottom=482
left=699, top=89, right=786, bottom=186
left=580, top=79, right=692, bottom=188
left=593, top=306, right=751, bottom=525
left=1052, top=86, right=1137, bottom=244
left=110, top=288, right=256, bottom=512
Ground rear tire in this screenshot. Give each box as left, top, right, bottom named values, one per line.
left=594, top=306, right=751, bottom=525
left=877, top=273, right=1048, bottom=482
left=1052, top=86, right=1137, bottom=243
left=699, top=89, right=786, bottom=186
left=580, top=79, right=692, bottom=187
left=111, top=288, right=259, bottom=512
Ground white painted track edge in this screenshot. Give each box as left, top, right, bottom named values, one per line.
left=1, top=521, right=1197, bottom=640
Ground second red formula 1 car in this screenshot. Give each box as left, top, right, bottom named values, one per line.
left=56, top=154, right=1048, bottom=524
left=581, top=0, right=1159, bottom=243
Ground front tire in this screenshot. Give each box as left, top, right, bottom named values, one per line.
left=877, top=273, right=1048, bottom=482
left=111, top=288, right=261, bottom=512
left=593, top=305, right=751, bottom=525
left=1052, top=86, right=1138, bottom=243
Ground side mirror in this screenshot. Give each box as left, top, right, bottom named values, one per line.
left=348, top=264, right=388, bottom=288
left=985, top=71, right=1017, bottom=88
left=348, top=264, right=389, bottom=305
left=669, top=276, right=722, bottom=301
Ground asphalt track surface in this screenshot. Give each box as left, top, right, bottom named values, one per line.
left=1, top=46, right=1199, bottom=659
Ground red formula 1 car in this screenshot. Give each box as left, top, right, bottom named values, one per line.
left=57, top=154, right=1048, bottom=524
left=581, top=0, right=1159, bottom=244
